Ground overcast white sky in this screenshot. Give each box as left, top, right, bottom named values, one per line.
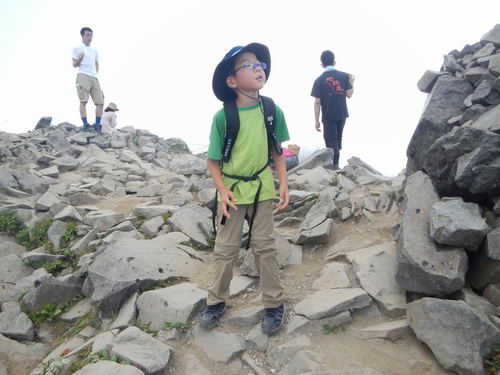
left=0, top=0, right=499, bottom=176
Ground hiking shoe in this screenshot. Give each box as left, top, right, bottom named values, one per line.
left=199, top=302, right=226, bottom=330
left=261, top=303, right=286, bottom=334
left=80, top=124, right=92, bottom=132
left=92, top=123, right=102, bottom=134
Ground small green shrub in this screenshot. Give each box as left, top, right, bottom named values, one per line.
left=164, top=321, right=188, bottom=333
left=305, top=194, right=319, bottom=203
left=206, top=234, right=216, bottom=252
left=162, top=212, right=173, bottom=222
left=132, top=214, right=148, bottom=230
left=24, top=302, right=62, bottom=326
left=485, top=344, right=500, bottom=373
left=323, top=324, right=344, bottom=334
left=69, top=348, right=131, bottom=373
left=0, top=209, right=25, bottom=236
left=30, top=218, right=53, bottom=250
left=61, top=221, right=79, bottom=246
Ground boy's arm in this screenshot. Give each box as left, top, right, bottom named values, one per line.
left=272, top=150, right=290, bottom=211
left=207, top=158, right=237, bottom=219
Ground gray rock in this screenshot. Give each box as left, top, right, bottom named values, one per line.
left=395, top=171, right=467, bottom=296
left=407, top=297, right=500, bottom=375
left=192, top=325, right=246, bottom=364
left=72, top=361, right=145, bottom=375
left=106, top=326, right=172, bottom=374
left=136, top=283, right=206, bottom=331
left=88, top=239, right=201, bottom=313
left=406, top=75, right=474, bottom=174
left=0, top=306, right=34, bottom=341
left=347, top=242, right=406, bottom=317
left=0, top=254, right=33, bottom=303
left=429, top=198, right=488, bottom=250
left=294, top=288, right=371, bottom=320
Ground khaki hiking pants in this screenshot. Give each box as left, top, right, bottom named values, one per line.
left=207, top=199, right=284, bottom=308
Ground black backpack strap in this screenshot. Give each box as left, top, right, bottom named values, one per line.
left=260, top=96, right=283, bottom=160
left=222, top=100, right=239, bottom=163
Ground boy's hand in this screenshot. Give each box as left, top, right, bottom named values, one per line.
left=275, top=186, right=290, bottom=212
left=220, top=189, right=237, bottom=219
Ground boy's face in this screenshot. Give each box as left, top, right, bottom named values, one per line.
left=227, top=52, right=266, bottom=93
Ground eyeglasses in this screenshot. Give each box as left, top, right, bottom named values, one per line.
left=231, top=62, right=267, bottom=75
left=84, top=34, right=93, bottom=37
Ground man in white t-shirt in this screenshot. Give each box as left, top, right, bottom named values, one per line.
left=72, top=27, right=105, bottom=133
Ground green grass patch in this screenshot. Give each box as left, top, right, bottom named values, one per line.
left=485, top=344, right=500, bottom=373
left=164, top=321, right=188, bottom=333
left=0, top=209, right=25, bottom=236
left=323, top=324, right=344, bottom=334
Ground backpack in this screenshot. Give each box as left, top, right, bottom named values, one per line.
left=222, top=96, right=282, bottom=164
left=212, top=96, right=283, bottom=249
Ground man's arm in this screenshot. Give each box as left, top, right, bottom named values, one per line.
left=346, top=74, right=355, bottom=98
left=95, top=61, right=99, bottom=73
left=72, top=52, right=84, bottom=68
left=314, top=97, right=322, bottom=132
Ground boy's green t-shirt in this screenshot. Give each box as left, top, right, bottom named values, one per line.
left=207, top=100, right=290, bottom=205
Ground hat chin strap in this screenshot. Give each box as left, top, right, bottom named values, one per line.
left=235, top=88, right=260, bottom=101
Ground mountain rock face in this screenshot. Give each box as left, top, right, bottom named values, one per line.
left=1, top=24, right=500, bottom=375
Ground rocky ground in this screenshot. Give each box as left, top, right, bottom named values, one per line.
left=78, top=187, right=455, bottom=375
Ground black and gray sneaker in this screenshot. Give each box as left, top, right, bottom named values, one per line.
left=80, top=123, right=92, bottom=132
left=199, top=302, right=226, bottom=330
left=92, top=123, right=102, bottom=134
left=261, top=303, right=286, bottom=334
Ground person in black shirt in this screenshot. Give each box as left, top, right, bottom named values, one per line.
left=311, top=50, right=355, bottom=170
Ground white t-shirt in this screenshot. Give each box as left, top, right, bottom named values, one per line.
left=72, top=42, right=99, bottom=78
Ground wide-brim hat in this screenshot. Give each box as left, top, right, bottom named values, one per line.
left=212, top=43, right=271, bottom=102
left=107, top=102, right=119, bottom=111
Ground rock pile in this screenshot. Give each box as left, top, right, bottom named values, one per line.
left=403, top=23, right=500, bottom=375
left=0, top=24, right=500, bottom=375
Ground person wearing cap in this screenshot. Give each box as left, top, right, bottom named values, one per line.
left=72, top=27, right=105, bottom=132
left=311, top=50, right=354, bottom=170
left=100, top=102, right=119, bottom=135
left=200, top=43, right=290, bottom=335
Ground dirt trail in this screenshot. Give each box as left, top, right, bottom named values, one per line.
left=91, top=193, right=454, bottom=375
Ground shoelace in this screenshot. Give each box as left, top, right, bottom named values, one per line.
left=204, top=305, right=217, bottom=314
left=265, top=306, right=282, bottom=318
left=204, top=303, right=224, bottom=316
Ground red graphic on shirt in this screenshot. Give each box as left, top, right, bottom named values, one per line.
left=324, top=77, right=344, bottom=95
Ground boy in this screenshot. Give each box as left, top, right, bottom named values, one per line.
left=200, top=43, right=290, bottom=334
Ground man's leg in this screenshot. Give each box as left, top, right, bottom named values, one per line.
left=323, top=122, right=340, bottom=168
left=76, top=74, right=91, bottom=126
left=89, top=78, right=105, bottom=127
left=96, top=104, right=103, bottom=118
left=334, top=120, right=346, bottom=168
left=79, top=102, right=91, bottom=129
left=79, top=102, right=88, bottom=118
